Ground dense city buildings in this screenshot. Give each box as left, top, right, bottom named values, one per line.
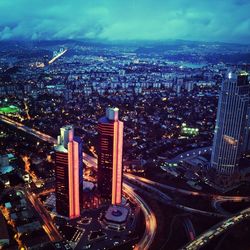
left=1, top=0, right=250, bottom=248
left=97, top=107, right=124, bottom=205
left=54, top=125, right=83, bottom=219
left=211, top=71, right=250, bottom=175
left=0, top=39, right=250, bottom=250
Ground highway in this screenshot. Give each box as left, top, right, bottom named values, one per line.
left=0, top=115, right=57, bottom=144
left=124, top=173, right=250, bottom=203
left=182, top=207, right=250, bottom=250
left=25, top=190, right=62, bottom=242
left=83, top=152, right=97, bottom=166
left=124, top=175, right=225, bottom=218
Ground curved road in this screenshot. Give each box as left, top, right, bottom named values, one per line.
left=123, top=183, right=157, bottom=250
left=124, top=173, right=250, bottom=203
left=125, top=175, right=225, bottom=218
left=0, top=116, right=157, bottom=250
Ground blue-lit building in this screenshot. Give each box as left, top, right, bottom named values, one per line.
left=211, top=71, right=250, bottom=175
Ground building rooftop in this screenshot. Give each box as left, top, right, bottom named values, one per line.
left=54, top=144, right=67, bottom=153
left=104, top=205, right=129, bottom=224
left=17, top=221, right=41, bottom=234
left=98, top=116, right=112, bottom=124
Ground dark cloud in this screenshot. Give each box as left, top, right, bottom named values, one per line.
left=0, top=0, right=249, bottom=43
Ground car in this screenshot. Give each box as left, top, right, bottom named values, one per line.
left=82, top=244, right=92, bottom=249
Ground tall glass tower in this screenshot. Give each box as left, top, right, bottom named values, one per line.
left=97, top=107, right=124, bottom=205
left=54, top=125, right=83, bottom=218
left=211, top=71, right=250, bottom=175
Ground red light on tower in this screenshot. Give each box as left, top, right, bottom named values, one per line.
left=68, top=139, right=80, bottom=218
left=55, top=126, right=83, bottom=219
left=112, top=117, right=123, bottom=205
left=98, top=108, right=124, bottom=205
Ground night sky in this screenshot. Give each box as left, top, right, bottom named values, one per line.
left=0, top=0, right=249, bottom=43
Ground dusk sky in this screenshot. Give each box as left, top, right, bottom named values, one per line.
left=0, top=0, right=250, bottom=43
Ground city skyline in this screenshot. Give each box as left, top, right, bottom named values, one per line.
left=0, top=2, right=250, bottom=248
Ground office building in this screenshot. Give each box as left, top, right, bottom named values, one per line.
left=54, top=125, right=83, bottom=218
left=211, top=71, right=250, bottom=175
left=98, top=108, right=124, bottom=205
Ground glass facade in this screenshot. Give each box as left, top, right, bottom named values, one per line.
left=211, top=72, right=250, bottom=175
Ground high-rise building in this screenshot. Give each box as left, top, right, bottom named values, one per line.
left=54, top=125, right=83, bottom=218
left=211, top=71, right=250, bottom=175
left=98, top=107, right=124, bottom=205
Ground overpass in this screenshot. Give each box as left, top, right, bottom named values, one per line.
left=182, top=207, right=250, bottom=250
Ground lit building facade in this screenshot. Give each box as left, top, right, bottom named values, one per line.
left=211, top=71, right=250, bottom=175
left=98, top=108, right=124, bottom=205
left=54, top=125, right=83, bottom=218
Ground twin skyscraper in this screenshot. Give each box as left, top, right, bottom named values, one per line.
left=54, top=107, right=124, bottom=219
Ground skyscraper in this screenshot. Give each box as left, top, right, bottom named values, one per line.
left=54, top=125, right=83, bottom=218
left=211, top=71, right=250, bottom=175
left=98, top=108, right=124, bottom=205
